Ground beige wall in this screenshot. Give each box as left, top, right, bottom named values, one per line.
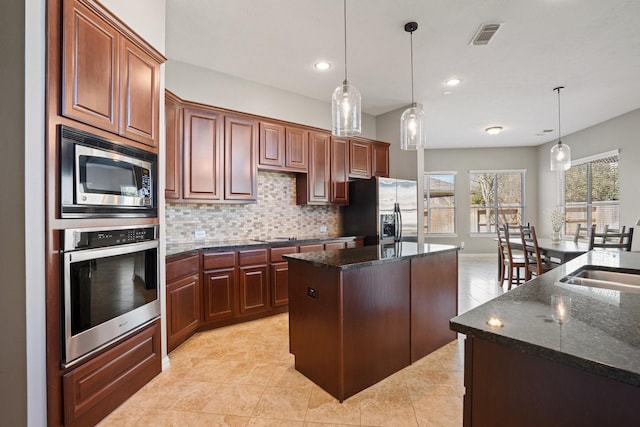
left=166, top=60, right=378, bottom=140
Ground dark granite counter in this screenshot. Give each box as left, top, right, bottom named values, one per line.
left=450, top=249, right=640, bottom=387
left=166, top=235, right=362, bottom=259
left=284, top=242, right=459, bottom=270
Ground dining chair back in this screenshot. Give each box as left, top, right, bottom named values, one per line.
left=520, top=225, right=560, bottom=281
left=602, top=225, right=626, bottom=244
left=573, top=223, right=590, bottom=243
left=589, top=225, right=634, bottom=251
left=497, top=224, right=526, bottom=290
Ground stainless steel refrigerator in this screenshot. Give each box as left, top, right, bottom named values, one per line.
left=341, top=177, right=418, bottom=245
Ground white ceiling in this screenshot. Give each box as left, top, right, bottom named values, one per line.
left=165, top=0, right=640, bottom=149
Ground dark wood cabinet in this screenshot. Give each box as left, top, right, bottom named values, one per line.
left=258, top=121, right=308, bottom=173
left=270, top=246, right=297, bottom=307
left=62, top=0, right=162, bottom=147
left=237, top=248, right=269, bottom=316
left=297, top=131, right=331, bottom=205
left=324, top=241, right=347, bottom=251
left=166, top=254, right=200, bottom=352
left=224, top=114, right=258, bottom=201
left=202, top=251, right=236, bottom=323
left=165, top=91, right=182, bottom=199
left=348, top=139, right=372, bottom=179
left=371, top=141, right=390, bottom=177
left=330, top=137, right=349, bottom=205
left=182, top=106, right=223, bottom=200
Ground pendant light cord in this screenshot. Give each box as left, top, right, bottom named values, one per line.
left=410, top=30, right=415, bottom=105
left=555, top=86, right=564, bottom=146
left=343, top=0, right=348, bottom=83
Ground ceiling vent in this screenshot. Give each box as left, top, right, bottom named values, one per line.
left=470, top=23, right=501, bottom=46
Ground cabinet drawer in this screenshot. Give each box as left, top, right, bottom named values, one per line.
left=238, top=248, right=268, bottom=266
left=299, top=243, right=324, bottom=253
left=166, top=254, right=199, bottom=282
left=324, top=241, right=347, bottom=251
left=270, top=246, right=297, bottom=262
left=202, top=251, right=236, bottom=270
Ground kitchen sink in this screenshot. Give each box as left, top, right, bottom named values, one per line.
left=559, top=266, right=640, bottom=294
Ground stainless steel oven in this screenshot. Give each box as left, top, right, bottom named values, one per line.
left=62, top=225, right=160, bottom=367
left=59, top=125, right=158, bottom=218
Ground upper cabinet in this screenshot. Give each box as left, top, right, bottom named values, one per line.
left=224, top=114, right=258, bottom=202
left=297, top=131, right=331, bottom=205
left=330, top=137, right=349, bottom=205
left=348, top=139, right=372, bottom=179
left=371, top=141, right=390, bottom=178
left=258, top=121, right=308, bottom=173
left=62, top=0, right=164, bottom=147
left=165, top=92, right=182, bottom=199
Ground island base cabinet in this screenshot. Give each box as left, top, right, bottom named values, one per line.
left=463, top=337, right=640, bottom=427
left=288, top=259, right=411, bottom=402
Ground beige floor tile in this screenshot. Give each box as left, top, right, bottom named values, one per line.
left=252, top=385, right=312, bottom=421
left=169, top=380, right=223, bottom=411
left=304, top=385, right=361, bottom=425
left=247, top=418, right=304, bottom=427
left=201, top=383, right=266, bottom=416
left=412, top=396, right=463, bottom=427
left=267, top=363, right=315, bottom=388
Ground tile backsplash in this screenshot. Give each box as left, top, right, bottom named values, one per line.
left=166, top=171, right=340, bottom=243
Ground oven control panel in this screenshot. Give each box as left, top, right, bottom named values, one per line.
left=64, top=225, right=159, bottom=251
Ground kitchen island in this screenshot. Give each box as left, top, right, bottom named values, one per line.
left=451, top=250, right=640, bottom=427
left=285, top=242, right=459, bottom=401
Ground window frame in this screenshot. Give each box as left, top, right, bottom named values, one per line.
left=424, top=171, right=457, bottom=236
left=469, top=169, right=527, bottom=235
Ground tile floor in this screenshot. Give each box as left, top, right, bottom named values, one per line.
left=99, top=255, right=504, bottom=427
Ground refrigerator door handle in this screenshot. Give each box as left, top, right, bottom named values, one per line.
left=397, top=210, right=403, bottom=242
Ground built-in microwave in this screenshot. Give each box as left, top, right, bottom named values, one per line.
left=59, top=126, right=157, bottom=218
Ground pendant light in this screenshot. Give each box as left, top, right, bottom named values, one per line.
left=331, top=0, right=361, bottom=136
left=400, top=22, right=425, bottom=150
left=550, top=86, right=571, bottom=171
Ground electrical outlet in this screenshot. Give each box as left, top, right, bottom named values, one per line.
left=195, top=230, right=206, bottom=240
left=460, top=241, right=465, bottom=249
left=319, top=225, right=328, bottom=233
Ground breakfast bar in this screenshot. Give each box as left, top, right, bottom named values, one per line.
left=285, top=242, right=459, bottom=401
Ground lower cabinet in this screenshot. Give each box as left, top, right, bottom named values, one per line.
left=237, top=248, right=269, bottom=316
left=270, top=245, right=297, bottom=307
left=166, top=254, right=200, bottom=352
left=202, top=251, right=236, bottom=323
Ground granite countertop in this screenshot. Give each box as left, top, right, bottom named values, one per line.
left=450, top=249, right=640, bottom=387
left=283, top=242, right=459, bottom=270
left=166, top=235, right=362, bottom=258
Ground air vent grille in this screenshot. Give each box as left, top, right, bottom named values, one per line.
left=470, top=23, right=501, bottom=46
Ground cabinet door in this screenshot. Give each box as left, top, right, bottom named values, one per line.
left=203, top=268, right=235, bottom=323
left=62, top=0, right=120, bottom=134
left=165, top=92, right=182, bottom=199
left=330, top=137, right=349, bottom=205
left=259, top=121, right=285, bottom=169
left=371, top=142, right=390, bottom=178
left=271, top=262, right=289, bottom=307
left=285, top=127, right=308, bottom=172
left=119, top=38, right=160, bottom=147
left=349, top=140, right=372, bottom=179
left=166, top=274, right=200, bottom=352
left=225, top=114, right=258, bottom=201
left=306, top=131, right=331, bottom=203
left=238, top=265, right=269, bottom=316
left=183, top=106, right=222, bottom=200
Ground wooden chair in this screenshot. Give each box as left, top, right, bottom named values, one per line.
left=589, top=225, right=634, bottom=251
left=497, top=224, right=526, bottom=290
left=520, top=225, right=561, bottom=281
left=573, top=223, right=590, bottom=243
left=603, top=224, right=626, bottom=244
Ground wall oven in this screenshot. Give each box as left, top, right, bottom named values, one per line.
left=62, top=225, right=160, bottom=367
left=59, top=125, right=157, bottom=218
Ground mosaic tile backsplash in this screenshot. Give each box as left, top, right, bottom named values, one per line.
left=166, top=171, right=341, bottom=243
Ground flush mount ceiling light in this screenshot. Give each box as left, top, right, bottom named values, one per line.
left=445, top=78, right=462, bottom=87
left=331, top=0, right=361, bottom=136
left=485, top=126, right=503, bottom=135
left=314, top=61, right=331, bottom=71
left=550, top=86, right=571, bottom=171
left=400, top=21, right=425, bottom=151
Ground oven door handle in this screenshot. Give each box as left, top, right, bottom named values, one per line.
left=65, top=240, right=159, bottom=263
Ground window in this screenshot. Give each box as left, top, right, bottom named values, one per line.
left=424, top=172, right=456, bottom=234
left=469, top=170, right=525, bottom=234
left=563, top=150, right=619, bottom=235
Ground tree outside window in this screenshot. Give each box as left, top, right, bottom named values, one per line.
left=470, top=170, right=525, bottom=234
left=424, top=173, right=456, bottom=234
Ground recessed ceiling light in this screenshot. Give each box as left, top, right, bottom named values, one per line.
left=445, top=78, right=462, bottom=87
left=314, top=61, right=331, bottom=71
left=443, top=90, right=453, bottom=95
left=485, top=126, right=503, bottom=135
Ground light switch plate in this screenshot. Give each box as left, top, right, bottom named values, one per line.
left=195, top=230, right=206, bottom=240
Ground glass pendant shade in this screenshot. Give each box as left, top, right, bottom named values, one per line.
left=332, top=80, right=361, bottom=136
left=400, top=103, right=425, bottom=150
left=550, top=141, right=571, bottom=171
